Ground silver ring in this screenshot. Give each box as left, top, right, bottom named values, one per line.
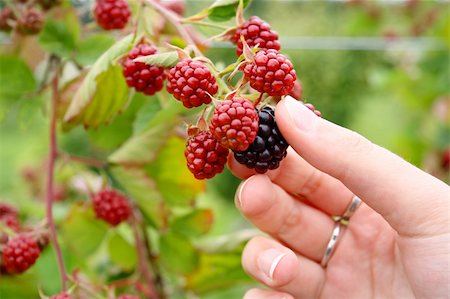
left=320, top=221, right=343, bottom=268
left=341, top=195, right=362, bottom=221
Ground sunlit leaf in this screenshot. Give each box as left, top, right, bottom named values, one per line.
left=171, top=209, right=214, bottom=238
left=76, top=33, right=116, bottom=66
left=108, top=99, right=182, bottom=165
left=64, top=34, right=133, bottom=126
left=110, top=166, right=165, bottom=228
left=145, top=136, right=205, bottom=206
left=38, top=11, right=80, bottom=58
left=0, top=55, right=36, bottom=102
left=160, top=232, right=199, bottom=274
left=134, top=51, right=179, bottom=67
left=108, top=232, right=137, bottom=270
left=87, top=92, right=147, bottom=150
left=186, top=249, right=251, bottom=294
left=61, top=204, right=108, bottom=258
left=208, top=0, right=252, bottom=22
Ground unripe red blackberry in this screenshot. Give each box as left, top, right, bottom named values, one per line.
left=92, top=189, right=131, bottom=226
left=0, top=203, right=20, bottom=231
left=210, top=97, right=259, bottom=151
left=0, top=8, right=16, bottom=32
left=234, top=107, right=289, bottom=174
left=167, top=59, right=218, bottom=108
left=118, top=295, right=140, bottom=299
left=16, top=9, right=43, bottom=35
left=51, top=293, right=74, bottom=299
left=243, top=49, right=296, bottom=97
left=232, top=16, right=281, bottom=57
left=304, top=103, right=322, bottom=118
left=94, top=0, right=131, bottom=30
left=122, top=43, right=166, bottom=96
left=1, top=235, right=40, bottom=274
left=185, top=131, right=229, bottom=180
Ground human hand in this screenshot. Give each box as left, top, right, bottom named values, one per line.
left=231, top=96, right=450, bottom=299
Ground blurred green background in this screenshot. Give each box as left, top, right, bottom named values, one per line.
left=0, top=0, right=449, bottom=298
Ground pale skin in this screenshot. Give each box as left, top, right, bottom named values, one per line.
left=230, top=96, right=450, bottom=299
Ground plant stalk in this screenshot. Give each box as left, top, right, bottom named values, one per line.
left=47, top=66, right=68, bottom=291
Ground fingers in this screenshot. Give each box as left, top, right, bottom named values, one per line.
left=276, top=96, right=450, bottom=237
left=236, top=174, right=335, bottom=261
left=242, top=236, right=324, bottom=298
left=229, top=148, right=354, bottom=216
left=244, top=288, right=294, bottom=299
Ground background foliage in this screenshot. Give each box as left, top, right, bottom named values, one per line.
left=0, top=0, right=448, bottom=298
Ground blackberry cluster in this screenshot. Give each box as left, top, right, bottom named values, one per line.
left=234, top=107, right=288, bottom=173
left=16, top=9, right=43, bottom=35
left=167, top=59, right=218, bottom=108
left=185, top=131, right=229, bottom=180
left=1, top=235, right=40, bottom=274
left=209, top=97, right=259, bottom=151
left=92, top=189, right=131, bottom=226
left=122, top=43, right=166, bottom=96
left=94, top=0, right=131, bottom=30
left=232, top=16, right=281, bottom=57
left=243, top=49, right=296, bottom=97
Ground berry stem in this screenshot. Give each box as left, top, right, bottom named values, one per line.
left=62, top=153, right=107, bottom=168
left=47, top=63, right=68, bottom=291
left=145, top=0, right=203, bottom=57
left=131, top=214, right=160, bottom=299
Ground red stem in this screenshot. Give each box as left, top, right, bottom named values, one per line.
left=132, top=216, right=160, bottom=299
left=65, top=154, right=107, bottom=168
left=47, top=71, right=68, bottom=291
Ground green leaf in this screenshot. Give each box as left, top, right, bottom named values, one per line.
left=108, top=232, right=137, bottom=270
left=186, top=249, right=252, bottom=294
left=38, top=12, right=80, bottom=58
left=208, top=0, right=251, bottom=22
left=133, top=98, right=162, bottom=134
left=108, top=99, right=183, bottom=165
left=160, top=232, right=199, bottom=274
left=171, top=209, right=214, bottom=238
left=87, top=92, right=147, bottom=150
left=145, top=136, right=205, bottom=206
left=64, top=34, right=134, bottom=126
left=110, top=166, right=165, bottom=228
left=61, top=204, right=108, bottom=258
left=134, top=51, right=179, bottom=67
left=76, top=33, right=116, bottom=66
left=0, top=55, right=36, bottom=102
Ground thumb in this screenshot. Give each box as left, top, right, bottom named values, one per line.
left=276, top=96, right=450, bottom=237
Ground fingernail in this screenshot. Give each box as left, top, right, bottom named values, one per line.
left=235, top=176, right=252, bottom=209
left=257, top=249, right=287, bottom=280
left=284, top=96, right=319, bottom=132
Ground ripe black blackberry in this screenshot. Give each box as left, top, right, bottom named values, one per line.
left=233, top=107, right=288, bottom=173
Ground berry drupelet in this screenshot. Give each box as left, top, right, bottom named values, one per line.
left=185, top=131, right=229, bottom=180
left=232, top=16, right=281, bottom=57
left=234, top=107, right=289, bottom=173
left=92, top=189, right=131, bottom=226
left=122, top=43, right=166, bottom=96
left=210, top=97, right=259, bottom=152
left=243, top=49, right=296, bottom=97
left=167, top=59, right=218, bottom=108
left=1, top=235, right=40, bottom=274
left=94, top=0, right=131, bottom=30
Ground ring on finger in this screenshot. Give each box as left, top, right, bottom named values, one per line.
left=320, top=220, right=343, bottom=268
left=340, top=195, right=362, bottom=222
